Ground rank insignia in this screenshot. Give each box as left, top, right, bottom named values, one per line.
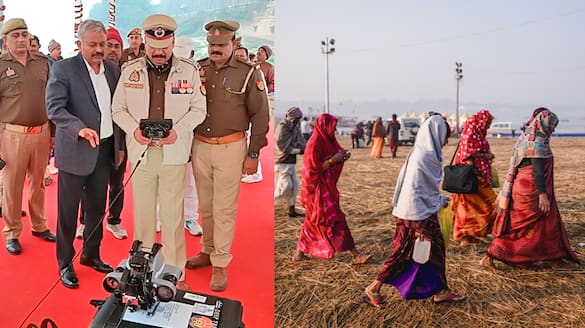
left=129, top=70, right=140, bottom=82
left=256, top=80, right=265, bottom=91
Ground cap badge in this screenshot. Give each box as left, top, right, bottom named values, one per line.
left=154, top=27, right=165, bottom=38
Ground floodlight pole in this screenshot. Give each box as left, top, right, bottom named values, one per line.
left=321, top=37, right=335, bottom=114
left=455, top=62, right=463, bottom=136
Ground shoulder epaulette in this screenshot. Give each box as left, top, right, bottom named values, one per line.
left=197, top=57, right=211, bottom=67
left=121, top=57, right=142, bottom=71
left=235, top=56, right=255, bottom=67
left=178, top=57, right=198, bottom=68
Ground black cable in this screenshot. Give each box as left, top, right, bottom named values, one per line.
left=18, top=146, right=150, bottom=328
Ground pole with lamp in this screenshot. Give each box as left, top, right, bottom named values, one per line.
left=455, top=62, right=463, bottom=136
left=321, top=37, right=335, bottom=114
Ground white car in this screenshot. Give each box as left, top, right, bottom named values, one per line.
left=398, top=118, right=420, bottom=145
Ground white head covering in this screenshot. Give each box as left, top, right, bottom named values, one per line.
left=392, top=115, right=450, bottom=221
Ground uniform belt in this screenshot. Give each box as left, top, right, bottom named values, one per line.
left=3, top=122, right=47, bottom=135
left=194, top=131, right=246, bottom=144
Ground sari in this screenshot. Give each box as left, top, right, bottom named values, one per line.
left=296, top=114, right=355, bottom=258
left=377, top=115, right=451, bottom=299
left=370, top=117, right=385, bottom=159
left=487, top=110, right=578, bottom=265
left=451, top=109, right=497, bottom=240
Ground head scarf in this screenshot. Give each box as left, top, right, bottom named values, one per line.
left=392, top=115, right=450, bottom=220
left=500, top=109, right=558, bottom=204
left=300, top=114, right=343, bottom=197
left=372, top=117, right=386, bottom=137
left=455, top=109, right=493, bottom=181
left=285, top=106, right=303, bottom=122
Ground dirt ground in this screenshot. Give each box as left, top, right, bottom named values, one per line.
left=274, top=136, right=585, bottom=328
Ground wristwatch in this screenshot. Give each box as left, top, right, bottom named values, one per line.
left=248, top=152, right=259, bottom=159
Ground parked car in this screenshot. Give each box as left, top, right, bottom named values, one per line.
left=398, top=118, right=420, bottom=145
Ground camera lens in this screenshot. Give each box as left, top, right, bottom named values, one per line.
left=156, top=286, right=174, bottom=302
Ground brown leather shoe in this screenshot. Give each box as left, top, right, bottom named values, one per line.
left=210, top=267, right=227, bottom=291
left=176, top=280, right=191, bottom=291
left=185, top=252, right=211, bottom=269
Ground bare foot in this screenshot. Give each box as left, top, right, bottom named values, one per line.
left=292, top=250, right=308, bottom=262
left=352, top=254, right=372, bottom=265
left=479, top=256, right=501, bottom=273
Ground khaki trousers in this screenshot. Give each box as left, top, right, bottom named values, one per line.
left=1, top=123, right=50, bottom=239
left=192, top=138, right=246, bottom=268
left=131, top=148, right=186, bottom=278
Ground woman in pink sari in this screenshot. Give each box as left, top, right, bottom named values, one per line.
left=293, top=114, right=371, bottom=264
left=480, top=108, right=579, bottom=271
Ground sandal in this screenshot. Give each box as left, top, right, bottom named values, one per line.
left=352, top=254, right=372, bottom=265
left=551, top=260, right=578, bottom=272
left=363, top=288, right=387, bottom=309
left=433, top=290, right=466, bottom=304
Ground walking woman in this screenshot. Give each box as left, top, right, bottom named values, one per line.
left=293, top=113, right=371, bottom=265
left=452, top=109, right=497, bottom=246
left=481, top=108, right=579, bottom=271
left=370, top=117, right=386, bottom=158
left=364, top=115, right=465, bottom=308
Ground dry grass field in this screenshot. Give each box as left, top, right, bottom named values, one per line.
left=275, top=136, right=585, bottom=328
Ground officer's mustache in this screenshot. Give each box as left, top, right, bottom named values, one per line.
left=211, top=51, right=222, bottom=55
left=152, top=54, right=166, bottom=58
left=92, top=53, right=104, bottom=57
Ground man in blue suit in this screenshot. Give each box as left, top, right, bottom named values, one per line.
left=47, top=19, right=121, bottom=289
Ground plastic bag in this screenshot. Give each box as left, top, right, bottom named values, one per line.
left=438, top=206, right=454, bottom=247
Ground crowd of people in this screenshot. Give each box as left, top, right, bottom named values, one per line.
left=280, top=107, right=579, bottom=309
left=0, top=14, right=272, bottom=293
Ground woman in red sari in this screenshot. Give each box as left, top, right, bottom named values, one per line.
left=451, top=109, right=497, bottom=246
left=293, top=114, right=371, bottom=264
left=480, top=108, right=579, bottom=271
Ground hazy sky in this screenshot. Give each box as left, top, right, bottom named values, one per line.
left=276, top=0, right=585, bottom=109
left=3, top=0, right=101, bottom=56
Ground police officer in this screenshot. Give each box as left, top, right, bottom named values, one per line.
left=185, top=20, right=269, bottom=292
left=120, top=27, right=145, bottom=66
left=112, top=14, right=207, bottom=291
left=0, top=18, right=56, bottom=255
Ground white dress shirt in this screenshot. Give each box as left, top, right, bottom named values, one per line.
left=83, top=58, right=113, bottom=139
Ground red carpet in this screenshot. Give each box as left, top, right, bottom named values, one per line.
left=0, top=120, right=274, bottom=328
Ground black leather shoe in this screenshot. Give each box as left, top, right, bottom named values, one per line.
left=6, top=239, right=22, bottom=255
left=80, top=256, right=114, bottom=273
left=60, top=265, right=79, bottom=289
left=32, top=230, right=57, bottom=242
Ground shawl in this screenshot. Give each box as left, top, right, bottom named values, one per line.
left=275, top=118, right=305, bottom=163
left=455, top=109, right=493, bottom=181
left=500, top=109, right=558, bottom=205
left=392, top=115, right=450, bottom=220
left=300, top=113, right=344, bottom=199
left=372, top=117, right=386, bottom=137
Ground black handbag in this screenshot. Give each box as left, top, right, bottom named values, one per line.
left=442, top=141, right=479, bottom=194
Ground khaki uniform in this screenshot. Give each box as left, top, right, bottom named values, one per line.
left=112, top=55, right=206, bottom=272
left=0, top=52, right=51, bottom=239
left=119, top=47, right=145, bottom=67
left=193, top=55, right=269, bottom=267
